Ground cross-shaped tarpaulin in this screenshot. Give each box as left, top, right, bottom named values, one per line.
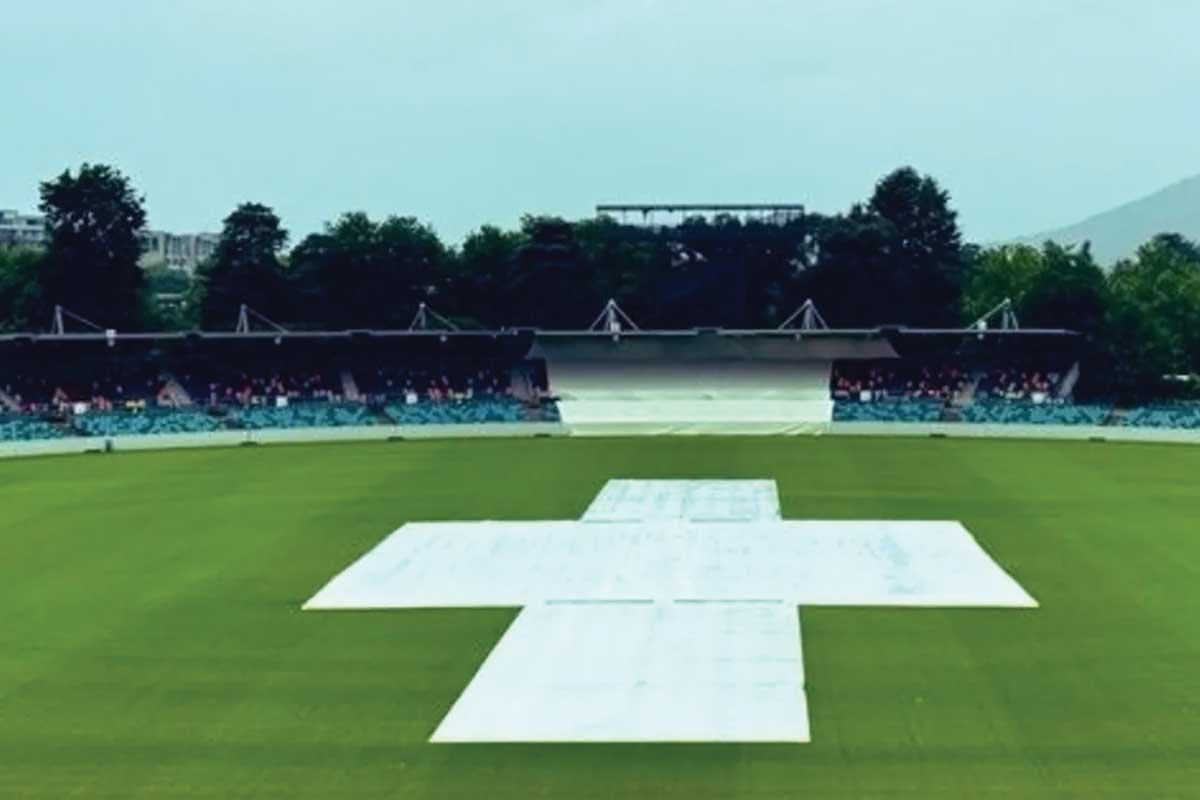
left=304, top=481, right=1036, bottom=743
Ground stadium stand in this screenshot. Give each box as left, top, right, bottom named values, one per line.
left=0, top=334, right=558, bottom=442
left=354, top=362, right=510, bottom=404
left=2, top=358, right=169, bottom=413
left=70, top=408, right=224, bottom=437
left=960, top=400, right=1112, bottom=426
left=180, top=369, right=341, bottom=407
left=827, top=359, right=1106, bottom=425
left=832, top=398, right=944, bottom=423
left=1118, top=404, right=1200, bottom=429
left=974, top=368, right=1062, bottom=403
left=384, top=395, right=557, bottom=425
left=228, top=401, right=376, bottom=430
left=4, top=329, right=1199, bottom=445
left=831, top=362, right=968, bottom=403
left=0, top=414, right=66, bottom=441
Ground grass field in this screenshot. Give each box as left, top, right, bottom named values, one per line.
left=2, top=436, right=1199, bottom=798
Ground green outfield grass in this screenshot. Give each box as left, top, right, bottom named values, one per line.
left=2, top=436, right=1199, bottom=798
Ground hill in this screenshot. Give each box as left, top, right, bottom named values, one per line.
left=1009, top=174, right=1200, bottom=266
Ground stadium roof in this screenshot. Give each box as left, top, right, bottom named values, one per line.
left=596, top=204, right=807, bottom=213
left=0, top=326, right=1078, bottom=344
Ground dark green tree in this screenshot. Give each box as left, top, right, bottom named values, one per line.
left=194, top=203, right=289, bottom=328
left=796, top=167, right=964, bottom=327
left=0, top=247, right=47, bottom=332
left=509, top=216, right=590, bottom=327
left=376, top=215, right=448, bottom=320
left=799, top=207, right=897, bottom=326
left=1022, top=241, right=1109, bottom=336
left=38, top=163, right=147, bottom=329
left=1102, top=233, right=1200, bottom=397
left=143, top=264, right=192, bottom=296
left=962, top=244, right=1044, bottom=323
left=867, top=166, right=965, bottom=326
left=447, top=224, right=526, bottom=327
left=288, top=213, right=447, bottom=328
left=574, top=217, right=671, bottom=325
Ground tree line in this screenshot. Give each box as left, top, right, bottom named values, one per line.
left=2, top=162, right=1199, bottom=399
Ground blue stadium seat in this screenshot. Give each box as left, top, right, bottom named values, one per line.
left=226, top=402, right=376, bottom=430
left=832, top=399, right=944, bottom=423
left=0, top=415, right=68, bottom=441
left=1119, top=405, right=1200, bottom=429
left=70, top=408, right=225, bottom=437
left=961, top=401, right=1111, bottom=425
left=383, top=397, right=556, bottom=425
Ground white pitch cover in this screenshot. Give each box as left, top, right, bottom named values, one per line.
left=580, top=479, right=781, bottom=522
left=303, top=480, right=1037, bottom=743
left=302, top=519, right=1036, bottom=609
left=432, top=601, right=809, bottom=743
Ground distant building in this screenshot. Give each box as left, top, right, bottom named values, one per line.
left=2, top=208, right=217, bottom=273
left=0, top=209, right=47, bottom=248
left=139, top=231, right=220, bottom=274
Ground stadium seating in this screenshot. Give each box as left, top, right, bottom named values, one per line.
left=0, top=415, right=68, bottom=441
left=831, top=363, right=966, bottom=403
left=70, top=408, right=224, bottom=437
left=8, top=341, right=1197, bottom=443
left=384, top=397, right=552, bottom=425
left=961, top=400, right=1111, bottom=426
left=1118, top=405, right=1200, bottom=429
left=832, top=399, right=944, bottom=423
left=227, top=402, right=376, bottom=430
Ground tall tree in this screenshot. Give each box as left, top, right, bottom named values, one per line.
left=448, top=224, right=525, bottom=327
left=38, top=163, right=147, bottom=329
left=376, top=215, right=448, bottom=320
left=962, top=244, right=1044, bottom=323
left=798, top=207, right=897, bottom=326
left=288, top=213, right=447, bottom=328
left=194, top=203, right=289, bottom=328
left=1022, top=241, right=1108, bottom=336
left=867, top=167, right=966, bottom=326
left=510, top=216, right=590, bottom=327
left=574, top=217, right=671, bottom=326
left=663, top=214, right=752, bottom=327
left=0, top=247, right=47, bottom=332
left=1102, top=233, right=1200, bottom=397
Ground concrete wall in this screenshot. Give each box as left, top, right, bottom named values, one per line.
left=827, top=421, right=1200, bottom=444
left=0, top=423, right=567, bottom=460
left=4, top=420, right=1200, bottom=461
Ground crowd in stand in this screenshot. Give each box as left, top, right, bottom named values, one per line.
left=831, top=362, right=1064, bottom=405
left=2, top=356, right=539, bottom=420
left=180, top=368, right=340, bottom=407
left=831, top=363, right=968, bottom=403
left=0, top=352, right=559, bottom=441
left=355, top=363, right=513, bottom=405
left=7, top=348, right=1200, bottom=440
left=3, top=370, right=170, bottom=414
left=974, top=369, right=1060, bottom=403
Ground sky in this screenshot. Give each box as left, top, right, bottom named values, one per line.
left=3, top=1, right=1199, bottom=245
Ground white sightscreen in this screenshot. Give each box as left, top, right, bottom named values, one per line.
left=548, top=360, right=834, bottom=429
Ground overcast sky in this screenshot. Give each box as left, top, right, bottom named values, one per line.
left=3, top=1, right=1198, bottom=244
